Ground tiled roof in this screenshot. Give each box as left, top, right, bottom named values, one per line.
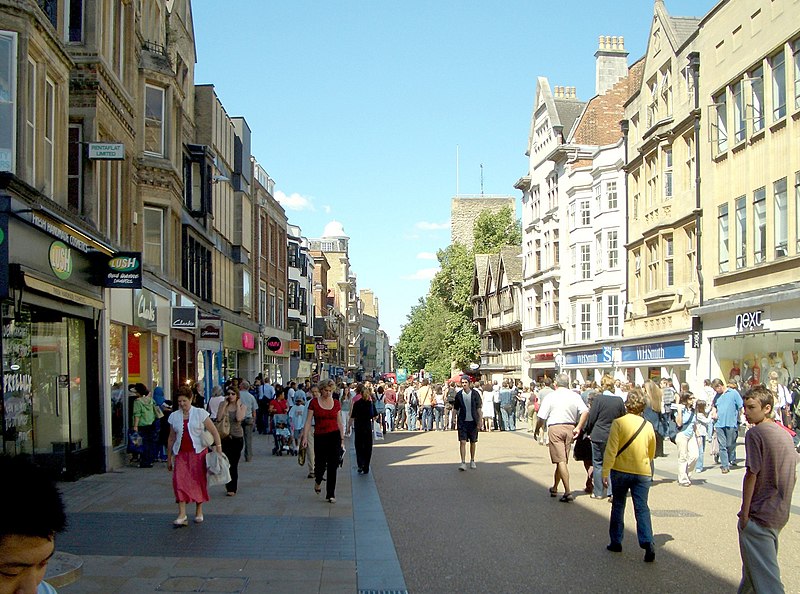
left=669, top=16, right=701, bottom=48
left=553, top=99, right=587, bottom=140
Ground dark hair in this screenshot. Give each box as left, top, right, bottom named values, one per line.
left=0, top=456, right=66, bottom=541
left=744, top=384, right=774, bottom=411
left=134, top=382, right=149, bottom=397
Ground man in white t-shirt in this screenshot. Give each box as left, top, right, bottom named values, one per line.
left=537, top=373, right=589, bottom=502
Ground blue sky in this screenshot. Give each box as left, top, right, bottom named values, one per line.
left=193, top=0, right=716, bottom=345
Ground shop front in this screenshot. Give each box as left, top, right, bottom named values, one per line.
left=617, top=338, right=690, bottom=388
left=562, top=346, right=615, bottom=385
left=524, top=351, right=556, bottom=385
left=223, top=321, right=259, bottom=383
left=694, top=289, right=800, bottom=391
left=262, top=331, right=290, bottom=384
left=1, top=178, right=110, bottom=478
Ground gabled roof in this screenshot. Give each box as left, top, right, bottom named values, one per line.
left=527, top=78, right=587, bottom=154
left=668, top=16, right=701, bottom=49
left=553, top=99, right=587, bottom=141
left=486, top=254, right=500, bottom=294
left=473, top=254, right=490, bottom=296
left=499, top=246, right=523, bottom=284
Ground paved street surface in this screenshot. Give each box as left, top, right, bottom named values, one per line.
left=53, top=420, right=800, bottom=593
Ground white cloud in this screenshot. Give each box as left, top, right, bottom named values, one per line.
left=415, top=220, right=450, bottom=231
left=275, top=190, right=315, bottom=211
left=416, top=252, right=437, bottom=260
left=322, top=205, right=332, bottom=214
left=401, top=267, right=440, bottom=281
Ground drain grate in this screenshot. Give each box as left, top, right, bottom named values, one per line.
left=651, top=509, right=701, bottom=518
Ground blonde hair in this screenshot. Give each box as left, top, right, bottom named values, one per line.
left=600, top=374, right=615, bottom=393
left=643, top=380, right=662, bottom=412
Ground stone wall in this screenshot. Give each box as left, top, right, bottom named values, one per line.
left=450, top=196, right=515, bottom=247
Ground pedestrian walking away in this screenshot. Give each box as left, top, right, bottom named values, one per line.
left=537, top=373, right=589, bottom=502
left=301, top=378, right=345, bottom=503
left=132, top=382, right=161, bottom=468
left=348, top=382, right=377, bottom=474
left=602, top=387, right=657, bottom=562
left=453, top=377, right=482, bottom=470
left=167, top=386, right=223, bottom=525
left=711, top=378, right=744, bottom=473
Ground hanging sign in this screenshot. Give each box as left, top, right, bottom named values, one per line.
left=171, top=306, right=197, bottom=329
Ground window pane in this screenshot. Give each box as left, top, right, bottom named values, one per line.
left=735, top=196, right=746, bottom=268
left=772, top=51, right=786, bottom=120
left=753, top=188, right=766, bottom=263
left=733, top=80, right=745, bottom=143
left=144, top=85, right=164, bottom=155
left=718, top=203, right=729, bottom=273
left=752, top=67, right=764, bottom=132
left=715, top=91, right=728, bottom=152
left=143, top=207, right=163, bottom=268
left=0, top=32, right=16, bottom=172
left=796, top=172, right=800, bottom=254
left=774, top=178, right=788, bottom=257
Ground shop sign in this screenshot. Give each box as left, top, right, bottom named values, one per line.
left=0, top=196, right=9, bottom=300
left=242, top=332, right=255, bottom=350
left=289, top=340, right=300, bottom=352
left=315, top=343, right=327, bottom=352
left=691, top=316, right=702, bottom=349
left=266, top=336, right=282, bottom=352
left=735, top=310, right=764, bottom=334
left=621, top=340, right=685, bottom=363
left=133, top=289, right=157, bottom=329
left=31, top=213, right=91, bottom=253
left=198, top=312, right=221, bottom=339
left=534, top=352, right=555, bottom=361
left=325, top=340, right=338, bottom=350
left=171, top=306, right=197, bottom=329
left=48, top=241, right=73, bottom=280
left=87, top=142, right=125, bottom=160
left=305, top=343, right=316, bottom=354
left=104, top=252, right=142, bottom=288
left=564, top=347, right=612, bottom=366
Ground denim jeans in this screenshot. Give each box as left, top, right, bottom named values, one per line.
left=407, top=405, right=417, bottom=430
left=384, top=404, right=396, bottom=431
left=591, top=441, right=610, bottom=497
left=697, top=435, right=706, bottom=471
left=434, top=406, right=444, bottom=430
left=421, top=406, right=433, bottom=431
left=717, top=426, right=739, bottom=469
left=500, top=406, right=516, bottom=431
left=609, top=470, right=653, bottom=548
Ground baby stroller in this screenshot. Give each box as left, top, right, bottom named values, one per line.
left=272, top=414, right=293, bottom=456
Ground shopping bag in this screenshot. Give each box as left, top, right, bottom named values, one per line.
left=206, top=451, right=231, bottom=486
left=127, top=430, right=143, bottom=454
left=373, top=420, right=384, bottom=441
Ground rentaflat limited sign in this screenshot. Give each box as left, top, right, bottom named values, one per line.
left=88, top=143, right=125, bottom=160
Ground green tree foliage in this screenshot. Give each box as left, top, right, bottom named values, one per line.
left=473, top=205, right=522, bottom=254
left=395, top=206, right=520, bottom=381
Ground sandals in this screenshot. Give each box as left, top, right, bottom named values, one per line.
left=314, top=483, right=321, bottom=494
left=559, top=493, right=574, bottom=503
left=549, top=487, right=558, bottom=498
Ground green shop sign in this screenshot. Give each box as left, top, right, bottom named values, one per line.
left=49, top=241, right=73, bottom=280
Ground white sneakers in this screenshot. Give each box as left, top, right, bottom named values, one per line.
left=459, top=461, right=477, bottom=471
left=470, top=461, right=477, bottom=469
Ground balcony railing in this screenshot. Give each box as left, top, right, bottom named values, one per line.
left=142, top=40, right=167, bottom=56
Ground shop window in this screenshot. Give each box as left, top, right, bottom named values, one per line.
left=775, top=178, right=788, bottom=258
left=753, top=187, right=766, bottom=263
left=751, top=66, right=764, bottom=132
left=735, top=196, right=747, bottom=268
left=0, top=32, right=15, bottom=172
left=771, top=50, right=786, bottom=121
left=144, top=84, right=165, bottom=156
left=109, top=323, right=125, bottom=448
left=718, top=203, right=729, bottom=273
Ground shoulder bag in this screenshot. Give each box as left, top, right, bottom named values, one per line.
left=215, top=404, right=231, bottom=440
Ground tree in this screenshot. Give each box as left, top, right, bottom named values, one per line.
left=473, top=205, right=522, bottom=254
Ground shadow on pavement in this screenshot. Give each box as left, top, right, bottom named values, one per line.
left=370, top=430, right=742, bottom=594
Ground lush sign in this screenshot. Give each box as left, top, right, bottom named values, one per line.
left=105, top=252, right=142, bottom=288
left=48, top=241, right=73, bottom=280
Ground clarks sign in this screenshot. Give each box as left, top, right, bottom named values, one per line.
left=171, top=307, right=197, bottom=329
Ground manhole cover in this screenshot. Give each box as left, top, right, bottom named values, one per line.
left=651, top=509, right=700, bottom=518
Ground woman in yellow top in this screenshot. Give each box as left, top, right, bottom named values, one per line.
left=602, top=387, right=657, bottom=562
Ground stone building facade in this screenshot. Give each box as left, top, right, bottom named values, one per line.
left=450, top=195, right=515, bottom=247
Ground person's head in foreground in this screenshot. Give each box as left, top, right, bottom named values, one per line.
left=0, top=455, right=66, bottom=594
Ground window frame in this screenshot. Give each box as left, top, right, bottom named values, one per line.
left=663, top=147, right=673, bottom=199
left=143, top=206, right=165, bottom=271
left=751, top=66, right=765, bottom=132
left=43, top=76, right=55, bottom=197
left=714, top=90, right=728, bottom=154
left=774, top=177, right=788, bottom=258
left=579, top=244, right=591, bottom=280
left=664, top=233, right=674, bottom=287
left=608, top=294, right=620, bottom=337
left=753, top=187, right=767, bottom=264
left=718, top=203, right=729, bottom=273
left=143, top=83, right=165, bottom=157
left=0, top=31, right=17, bottom=173
left=607, top=180, right=618, bottom=210
left=734, top=195, right=747, bottom=269
left=608, top=229, right=619, bottom=269
left=771, top=49, right=786, bottom=121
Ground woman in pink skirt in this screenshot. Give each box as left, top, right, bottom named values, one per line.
left=167, top=386, right=222, bottom=526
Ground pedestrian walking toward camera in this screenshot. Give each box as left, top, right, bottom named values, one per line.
left=301, top=379, right=345, bottom=503
left=537, top=373, right=589, bottom=502
left=737, top=384, right=798, bottom=594
left=603, top=387, right=657, bottom=562
left=675, top=392, right=699, bottom=487
left=238, top=380, right=257, bottom=462
left=217, top=388, right=246, bottom=496
left=453, top=377, right=482, bottom=470
left=584, top=375, right=626, bottom=499
left=712, top=378, right=744, bottom=473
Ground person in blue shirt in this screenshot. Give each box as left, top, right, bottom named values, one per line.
left=711, top=378, right=744, bottom=473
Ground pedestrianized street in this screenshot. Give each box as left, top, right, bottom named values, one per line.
left=53, top=422, right=800, bottom=594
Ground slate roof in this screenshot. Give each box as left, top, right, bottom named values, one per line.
left=669, top=16, right=701, bottom=48
left=474, top=254, right=489, bottom=295
left=553, top=99, right=587, bottom=140
left=500, top=246, right=523, bottom=284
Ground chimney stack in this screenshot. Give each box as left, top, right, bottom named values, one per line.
left=595, top=34, right=629, bottom=95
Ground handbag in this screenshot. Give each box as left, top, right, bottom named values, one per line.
left=215, top=406, right=231, bottom=440
left=206, top=451, right=231, bottom=486
left=127, top=430, right=143, bottom=454
left=572, top=430, right=592, bottom=461
left=153, top=401, right=164, bottom=419
left=297, top=444, right=306, bottom=466
left=201, top=429, right=215, bottom=448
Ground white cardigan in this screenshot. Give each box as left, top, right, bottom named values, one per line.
left=168, top=406, right=211, bottom=454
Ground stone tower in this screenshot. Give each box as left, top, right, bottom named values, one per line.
left=450, top=195, right=516, bottom=248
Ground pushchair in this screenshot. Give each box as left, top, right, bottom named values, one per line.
left=272, top=414, right=294, bottom=456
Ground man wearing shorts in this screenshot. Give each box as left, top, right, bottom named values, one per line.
left=537, top=373, right=589, bottom=501
left=454, top=377, right=483, bottom=471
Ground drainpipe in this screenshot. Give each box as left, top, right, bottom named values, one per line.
left=619, top=118, right=630, bottom=323
left=688, top=51, right=703, bottom=306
